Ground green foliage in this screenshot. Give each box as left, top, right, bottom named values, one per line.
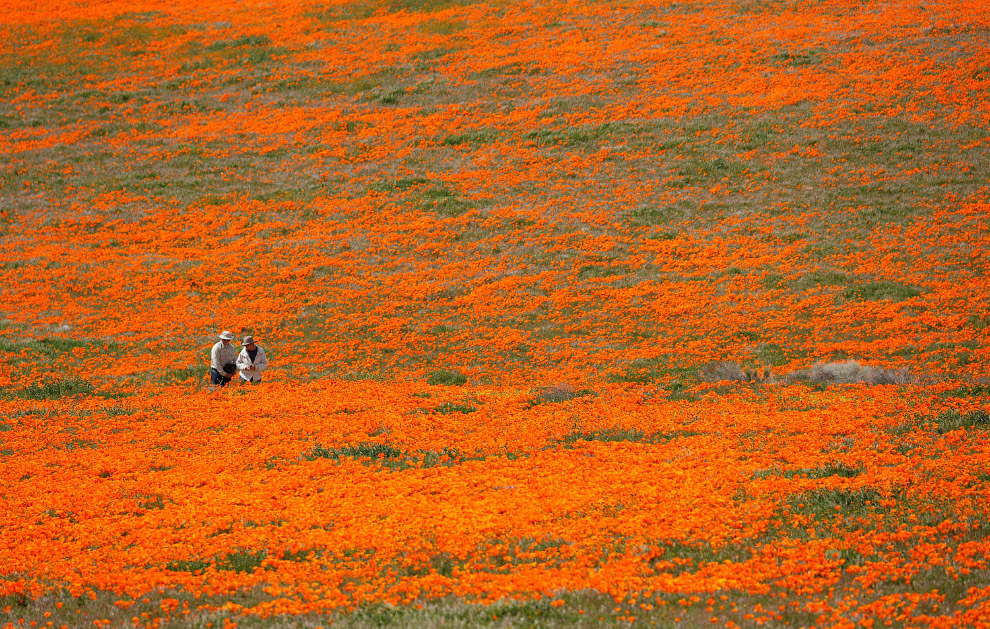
left=373, top=177, right=430, bottom=192
left=166, top=550, right=268, bottom=574
left=780, top=462, right=863, bottom=479
left=523, top=121, right=658, bottom=149
left=659, top=539, right=752, bottom=568
left=752, top=342, right=789, bottom=366
left=561, top=427, right=701, bottom=445
left=576, top=264, right=630, bottom=280
left=786, top=487, right=883, bottom=521
left=136, top=493, right=166, bottom=510
left=933, top=409, right=990, bottom=433
left=305, top=441, right=405, bottom=462
left=608, top=360, right=696, bottom=385
left=206, top=35, right=271, bottom=51
left=944, top=384, right=990, bottom=398
left=281, top=548, right=325, bottom=562
left=843, top=281, right=921, bottom=301
left=426, top=369, right=467, bottom=386
left=441, top=128, right=501, bottom=146
left=563, top=427, right=646, bottom=443
left=4, top=378, right=94, bottom=400
left=416, top=186, right=473, bottom=217
left=626, top=206, right=682, bottom=227
left=805, top=270, right=851, bottom=286
left=161, top=365, right=204, bottom=384
left=468, top=62, right=542, bottom=80
left=433, top=401, right=476, bottom=414
left=676, top=157, right=746, bottom=183
left=420, top=19, right=468, bottom=35
left=770, top=48, right=824, bottom=67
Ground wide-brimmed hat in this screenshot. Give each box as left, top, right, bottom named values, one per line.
left=241, top=335, right=258, bottom=346
left=219, top=330, right=235, bottom=340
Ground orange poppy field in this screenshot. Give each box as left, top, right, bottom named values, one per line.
left=2, top=0, right=990, bottom=626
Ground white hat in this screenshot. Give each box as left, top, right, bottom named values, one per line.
left=219, top=330, right=235, bottom=340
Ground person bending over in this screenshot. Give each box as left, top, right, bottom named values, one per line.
left=210, top=330, right=239, bottom=387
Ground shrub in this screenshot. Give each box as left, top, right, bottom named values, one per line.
left=699, top=362, right=773, bottom=383
left=788, top=360, right=911, bottom=385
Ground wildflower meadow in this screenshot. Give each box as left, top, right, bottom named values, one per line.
left=2, top=0, right=990, bottom=626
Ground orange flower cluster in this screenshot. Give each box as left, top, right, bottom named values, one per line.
left=1, top=382, right=990, bottom=627
left=1, top=0, right=989, bottom=625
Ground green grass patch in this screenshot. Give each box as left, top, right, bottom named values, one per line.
left=933, top=409, right=990, bottom=433
left=769, top=47, right=824, bottom=67
left=2, top=377, right=94, bottom=400
left=372, top=176, right=431, bottom=192
left=843, top=281, right=921, bottom=301
left=778, top=462, right=864, bottom=479
left=166, top=550, right=268, bottom=574
left=560, top=427, right=702, bottom=445
left=441, top=127, right=501, bottom=146
left=416, top=186, right=473, bottom=217
left=304, top=441, right=405, bottom=462
left=624, top=205, right=682, bottom=227
left=943, top=384, right=990, bottom=398
left=433, top=401, right=477, bottom=414
left=804, top=270, right=852, bottom=286
left=576, top=264, right=630, bottom=280
left=426, top=369, right=468, bottom=386
left=608, top=360, right=696, bottom=386
left=160, top=365, right=205, bottom=385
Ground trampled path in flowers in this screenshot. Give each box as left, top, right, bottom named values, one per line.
left=1, top=0, right=990, bottom=626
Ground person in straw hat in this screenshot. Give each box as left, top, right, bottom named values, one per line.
left=210, top=330, right=240, bottom=387
left=235, top=335, right=268, bottom=384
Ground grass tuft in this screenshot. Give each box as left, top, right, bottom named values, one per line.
left=426, top=369, right=468, bottom=386
left=843, top=281, right=921, bottom=302
left=2, top=378, right=94, bottom=400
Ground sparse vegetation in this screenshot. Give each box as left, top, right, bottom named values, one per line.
left=787, top=360, right=912, bottom=385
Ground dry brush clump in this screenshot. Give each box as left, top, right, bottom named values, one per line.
left=786, top=360, right=913, bottom=385
left=699, top=362, right=774, bottom=384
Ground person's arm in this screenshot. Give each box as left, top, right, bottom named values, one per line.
left=255, top=348, right=268, bottom=371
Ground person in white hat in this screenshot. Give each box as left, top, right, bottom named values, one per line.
left=235, top=335, right=268, bottom=384
left=209, top=330, right=239, bottom=387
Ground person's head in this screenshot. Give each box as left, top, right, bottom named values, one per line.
left=219, top=330, right=235, bottom=345
left=241, top=335, right=258, bottom=350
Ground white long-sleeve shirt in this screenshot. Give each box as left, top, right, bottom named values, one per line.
left=210, top=341, right=239, bottom=374
left=236, top=346, right=268, bottom=381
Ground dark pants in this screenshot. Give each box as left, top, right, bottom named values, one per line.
left=210, top=368, right=232, bottom=386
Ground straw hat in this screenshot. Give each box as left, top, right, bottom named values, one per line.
left=241, top=335, right=258, bottom=346
left=219, top=330, right=235, bottom=340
